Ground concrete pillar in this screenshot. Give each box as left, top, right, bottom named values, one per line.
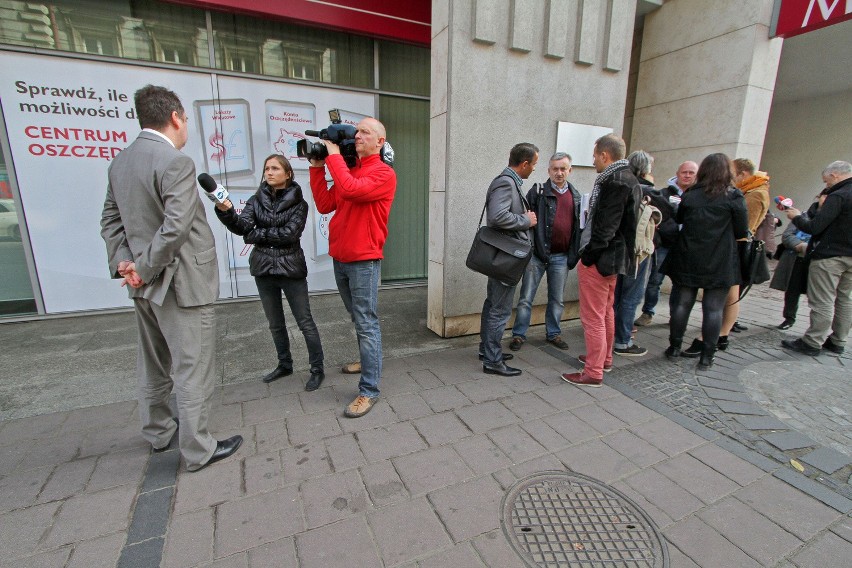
left=629, top=0, right=783, bottom=180
left=428, top=0, right=638, bottom=337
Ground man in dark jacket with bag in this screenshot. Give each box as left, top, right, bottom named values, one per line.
left=781, top=160, right=852, bottom=356
left=509, top=152, right=581, bottom=352
left=478, top=143, right=539, bottom=376
left=562, top=134, right=641, bottom=387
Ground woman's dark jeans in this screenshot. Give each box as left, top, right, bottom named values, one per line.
left=668, top=285, right=730, bottom=347
left=255, top=275, right=324, bottom=371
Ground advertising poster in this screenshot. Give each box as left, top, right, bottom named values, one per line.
left=0, top=51, right=375, bottom=312
left=265, top=100, right=315, bottom=170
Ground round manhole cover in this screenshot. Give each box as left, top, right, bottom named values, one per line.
left=501, top=471, right=669, bottom=567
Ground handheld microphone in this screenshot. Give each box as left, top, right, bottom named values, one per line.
left=774, top=195, right=793, bottom=210
left=197, top=173, right=229, bottom=204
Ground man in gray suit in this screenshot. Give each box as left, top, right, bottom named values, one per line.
left=101, top=85, right=241, bottom=471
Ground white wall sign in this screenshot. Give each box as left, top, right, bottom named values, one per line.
left=555, top=122, right=614, bottom=167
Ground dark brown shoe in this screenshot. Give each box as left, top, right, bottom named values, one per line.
left=546, top=336, right=569, bottom=350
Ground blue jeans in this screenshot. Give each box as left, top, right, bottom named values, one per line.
left=511, top=253, right=568, bottom=340
left=614, top=257, right=651, bottom=348
left=641, top=247, right=669, bottom=316
left=334, top=260, right=381, bottom=398
left=479, top=277, right=517, bottom=365
left=256, top=275, right=324, bottom=371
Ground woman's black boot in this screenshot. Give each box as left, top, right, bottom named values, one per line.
left=681, top=338, right=703, bottom=358
left=698, top=343, right=716, bottom=370
left=717, top=336, right=729, bottom=351
left=665, top=338, right=682, bottom=359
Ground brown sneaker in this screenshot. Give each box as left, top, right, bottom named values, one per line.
left=546, top=336, right=569, bottom=350
left=341, top=361, right=361, bottom=374
left=578, top=354, right=612, bottom=372
left=344, top=395, right=377, bottom=418
left=560, top=372, right=603, bottom=388
left=509, top=337, right=525, bottom=351
left=634, top=313, right=653, bottom=327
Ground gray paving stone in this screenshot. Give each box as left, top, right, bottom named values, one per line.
left=43, top=485, right=136, bottom=548
left=491, top=468, right=518, bottom=491
left=246, top=537, right=298, bottom=568
left=117, top=537, right=164, bottom=568
left=455, top=400, right=519, bottom=434
left=215, top=487, right=304, bottom=557
left=799, top=447, right=851, bottom=474
left=173, top=460, right=242, bottom=514
left=715, top=400, right=770, bottom=415
left=697, top=376, right=747, bottom=392
left=623, top=468, right=705, bottom=521
left=829, top=516, right=852, bottom=543
left=557, top=439, right=640, bottom=484
left=17, top=435, right=82, bottom=470
left=519, top=419, right=571, bottom=452
left=541, top=411, right=600, bottom=444
left=367, top=498, right=452, bottom=566
left=378, top=372, right=420, bottom=397
left=701, top=386, right=753, bottom=403
left=712, top=436, right=780, bottom=473
left=0, top=502, right=60, bottom=559
left=0, top=412, right=67, bottom=445
left=37, top=457, right=97, bottom=503
left=687, top=442, right=766, bottom=487
left=773, top=468, right=852, bottom=513
left=285, top=410, right=341, bottom=446
left=66, top=532, right=126, bottom=568
left=300, top=469, right=369, bottom=529
left=655, top=453, right=740, bottom=505
left=126, top=486, right=173, bottom=544
left=509, top=455, right=567, bottom=479
left=254, top=419, right=289, bottom=454
left=534, top=384, right=596, bottom=411
left=221, top=381, right=269, bottom=405
left=242, top=395, right=298, bottom=426
left=203, top=553, right=250, bottom=567
left=413, top=411, right=473, bottom=447
left=664, top=515, right=762, bottom=568
left=408, top=369, right=444, bottom=389
left=762, top=430, right=817, bottom=451
left=420, top=385, right=471, bottom=413
left=295, top=516, right=381, bottom=568
left=731, top=414, right=790, bottom=431
left=386, top=392, right=433, bottom=421
left=471, top=529, right=525, bottom=568
left=243, top=451, right=283, bottom=495
left=453, top=434, right=514, bottom=475
left=598, top=395, right=660, bottom=426
left=629, top=417, right=706, bottom=457
left=394, top=445, right=474, bottom=496
left=162, top=508, right=215, bottom=568
left=360, top=460, right=409, bottom=507
left=790, top=531, right=852, bottom=568
left=697, top=496, right=802, bottom=566
left=280, top=440, right=332, bottom=484
left=602, top=430, right=668, bottom=468
left=611, top=480, right=675, bottom=530
left=140, top=448, right=180, bottom=494
left=456, top=377, right=516, bottom=404
left=356, top=422, right=427, bottom=462
left=324, top=433, right=367, bottom=472
left=418, top=543, right=487, bottom=568
left=0, top=465, right=52, bottom=512
left=734, top=475, right=842, bottom=541
left=487, top=424, right=547, bottom=464
left=208, top=401, right=244, bottom=433
left=499, top=392, right=557, bottom=421
left=429, top=475, right=504, bottom=542
left=1, top=547, right=70, bottom=567
left=665, top=540, right=701, bottom=567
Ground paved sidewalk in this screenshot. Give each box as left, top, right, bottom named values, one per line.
left=1, top=284, right=850, bottom=567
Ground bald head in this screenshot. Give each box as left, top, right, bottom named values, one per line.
left=354, top=117, right=386, bottom=158
left=676, top=161, right=698, bottom=190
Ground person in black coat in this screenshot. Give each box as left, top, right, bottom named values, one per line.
left=214, top=154, right=325, bottom=390
left=662, top=153, right=749, bottom=369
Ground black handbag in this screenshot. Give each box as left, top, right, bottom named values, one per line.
left=465, top=189, right=532, bottom=287
left=738, top=235, right=770, bottom=299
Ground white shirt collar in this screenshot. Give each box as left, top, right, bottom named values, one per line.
left=142, top=128, right=175, bottom=148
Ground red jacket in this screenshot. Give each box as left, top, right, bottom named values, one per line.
left=309, top=153, right=396, bottom=262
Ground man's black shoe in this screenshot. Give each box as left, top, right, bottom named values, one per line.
left=781, top=338, right=821, bottom=356
left=777, top=319, right=795, bottom=330
left=479, top=353, right=513, bottom=361
left=822, top=339, right=845, bottom=355
left=732, top=321, right=748, bottom=333
left=153, top=418, right=179, bottom=453
left=482, top=363, right=522, bottom=376
left=262, top=365, right=293, bottom=383
left=305, top=368, right=325, bottom=391
left=195, top=435, right=243, bottom=471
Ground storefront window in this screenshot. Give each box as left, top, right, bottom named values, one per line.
left=210, top=12, right=374, bottom=88
left=0, top=1, right=209, bottom=67
left=379, top=41, right=430, bottom=96
left=0, top=149, right=37, bottom=317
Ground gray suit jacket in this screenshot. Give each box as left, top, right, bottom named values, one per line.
left=485, top=169, right=531, bottom=235
left=101, top=131, right=219, bottom=307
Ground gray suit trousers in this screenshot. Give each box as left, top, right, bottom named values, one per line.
left=134, top=287, right=217, bottom=470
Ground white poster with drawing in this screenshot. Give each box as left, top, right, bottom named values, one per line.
left=194, top=99, right=253, bottom=177
left=265, top=100, right=315, bottom=170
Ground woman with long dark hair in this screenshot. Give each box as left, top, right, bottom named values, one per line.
left=214, top=154, right=325, bottom=390
left=661, top=153, right=749, bottom=369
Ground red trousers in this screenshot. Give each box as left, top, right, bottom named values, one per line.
left=577, top=263, right=617, bottom=379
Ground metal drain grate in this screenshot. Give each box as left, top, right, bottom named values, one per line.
left=501, top=471, right=668, bottom=567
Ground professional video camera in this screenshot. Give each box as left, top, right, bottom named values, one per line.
left=296, top=108, right=358, bottom=167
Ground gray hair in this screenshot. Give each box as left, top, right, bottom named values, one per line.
left=550, top=152, right=572, bottom=163
left=823, top=161, right=852, bottom=176
left=628, top=150, right=654, bottom=178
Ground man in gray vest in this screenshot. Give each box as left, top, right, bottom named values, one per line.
left=101, top=85, right=241, bottom=471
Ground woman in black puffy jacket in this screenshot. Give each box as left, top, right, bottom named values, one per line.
left=214, top=154, right=324, bottom=391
